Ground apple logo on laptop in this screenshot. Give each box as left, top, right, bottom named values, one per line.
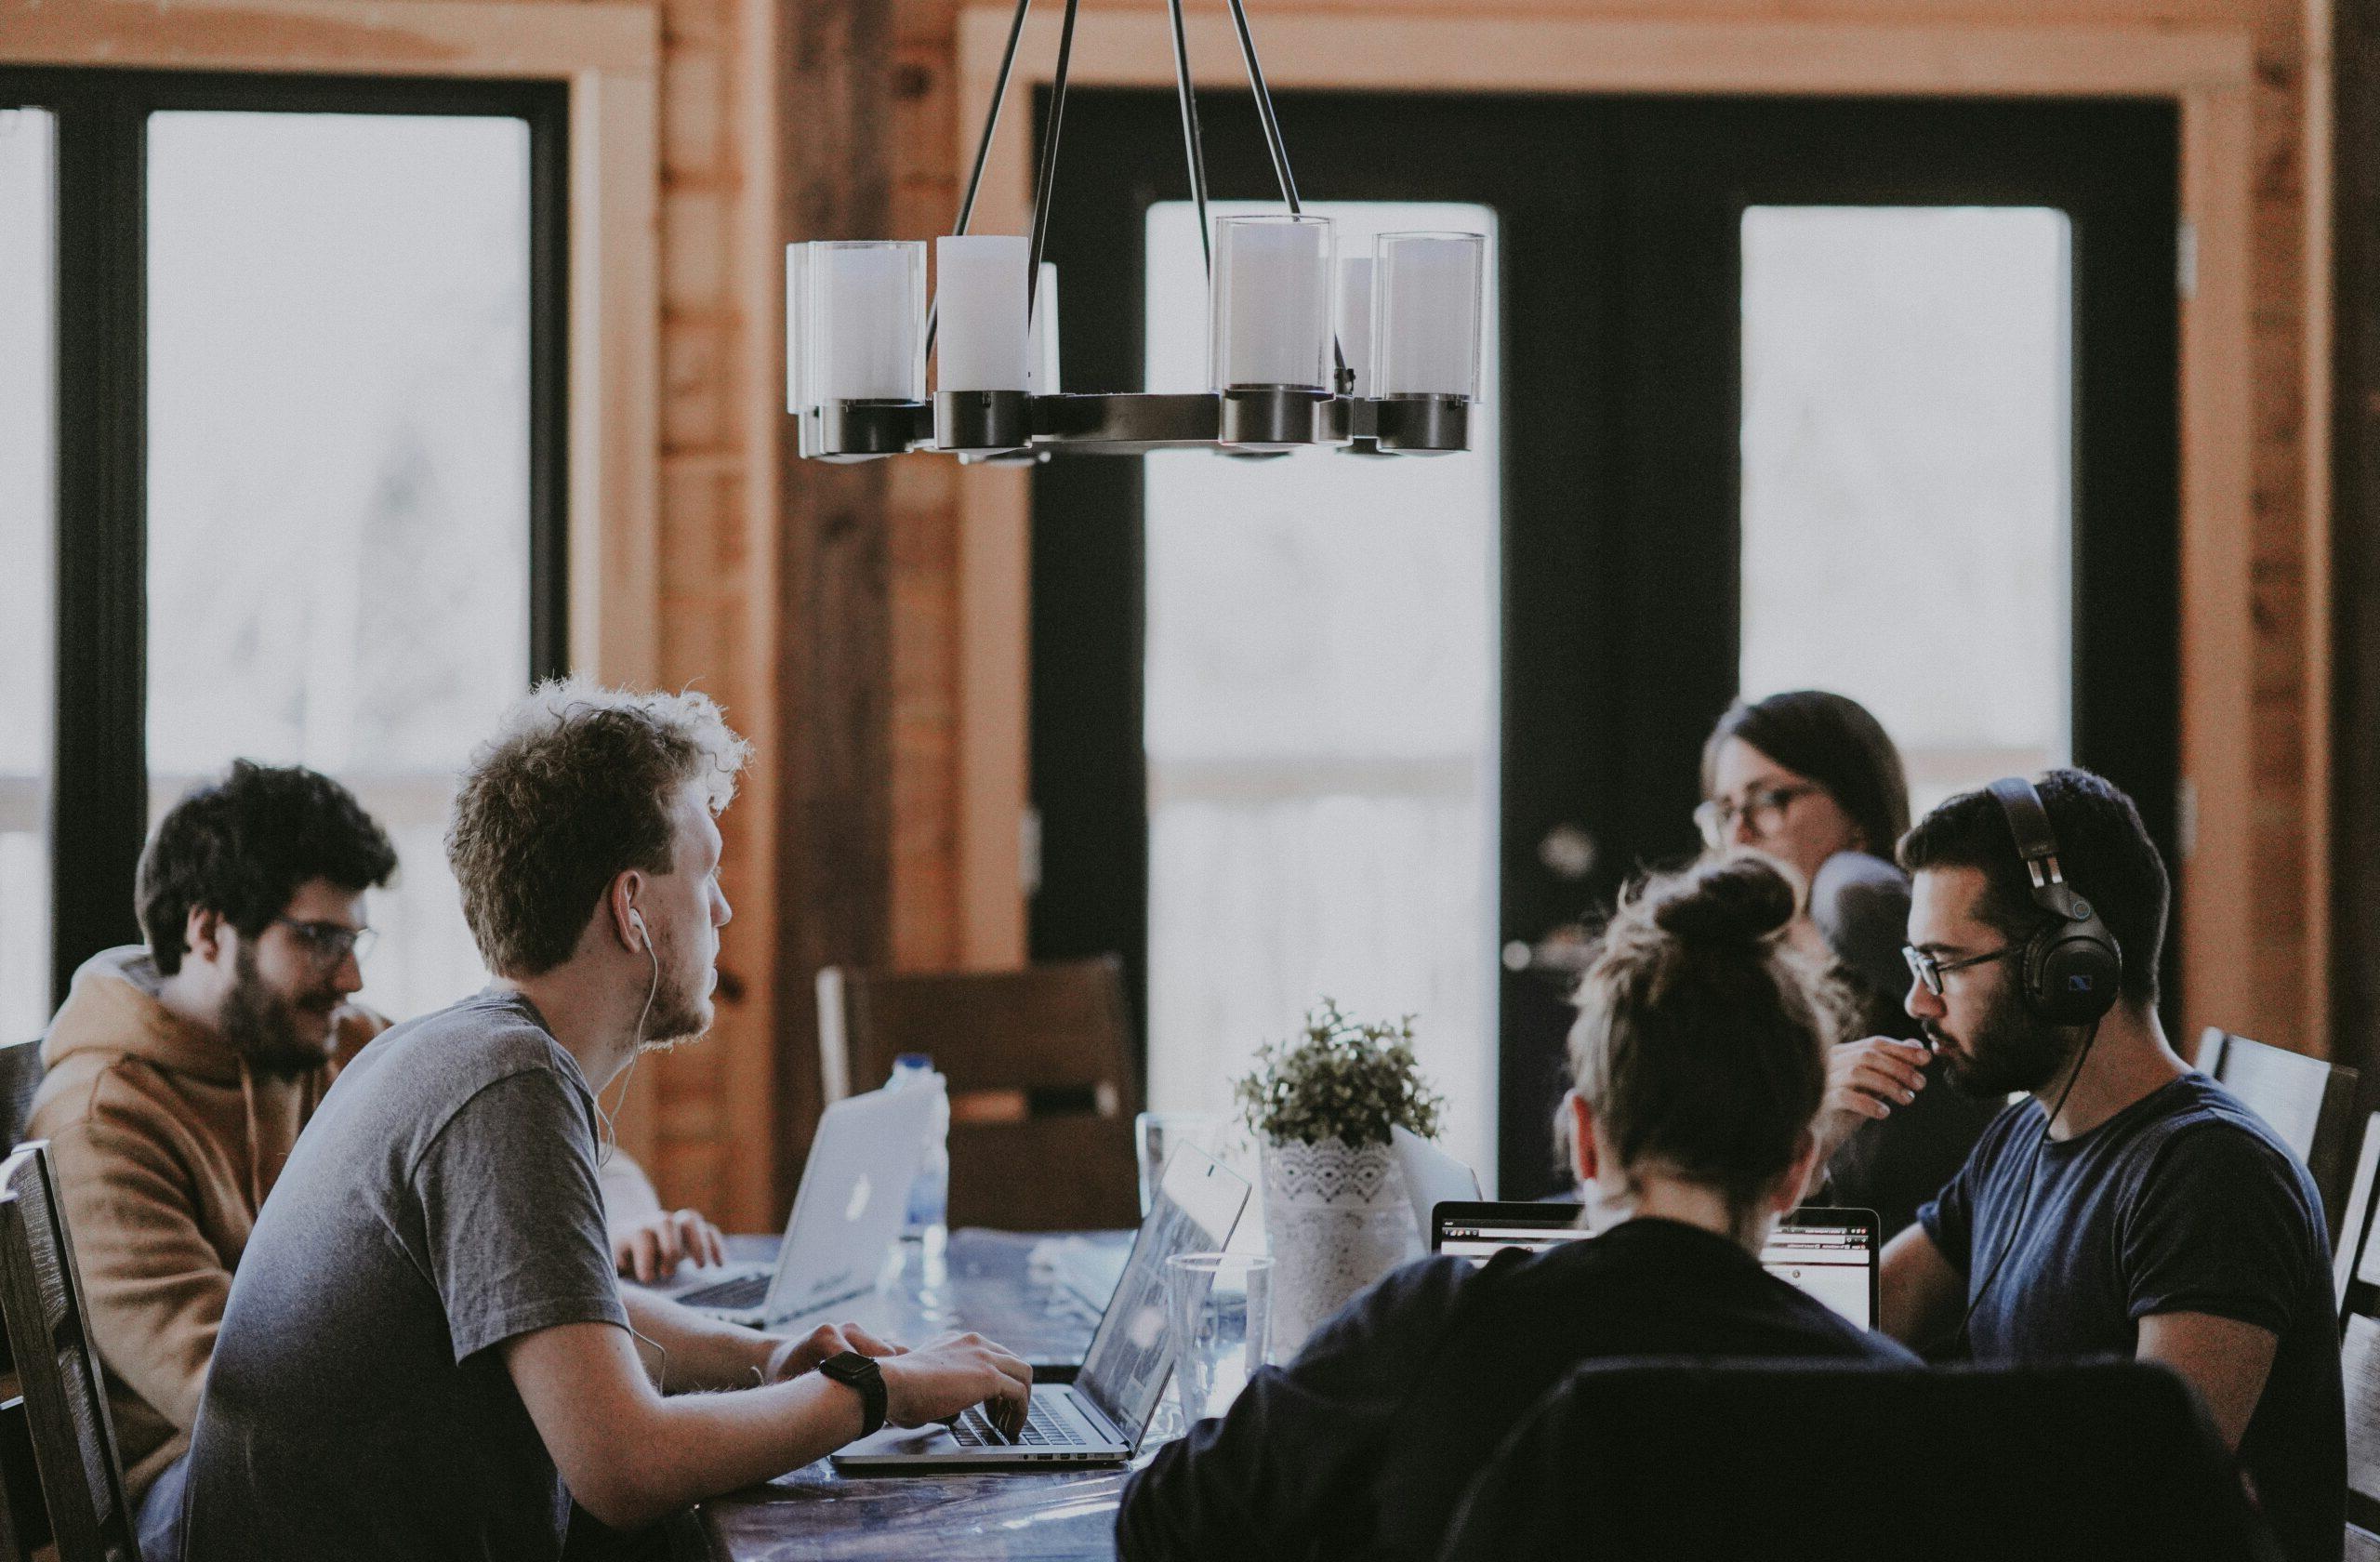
left=846, top=1174, right=872, bottom=1223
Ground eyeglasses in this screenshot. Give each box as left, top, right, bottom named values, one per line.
left=271, top=918, right=377, bottom=969
left=1694, top=782, right=1822, bottom=849
left=1902, top=942, right=2017, bottom=997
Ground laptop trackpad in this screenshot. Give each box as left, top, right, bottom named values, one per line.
left=840, top=1423, right=964, bottom=1458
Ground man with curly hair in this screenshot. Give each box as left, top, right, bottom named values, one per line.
left=184, top=682, right=1032, bottom=1560
left=30, top=760, right=724, bottom=1561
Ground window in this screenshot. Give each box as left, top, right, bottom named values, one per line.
left=0, top=108, right=55, bottom=1042
left=1141, top=200, right=1502, bottom=1182
left=145, top=111, right=535, bottom=1021
left=1739, top=206, right=2074, bottom=814
left=5, top=71, right=563, bottom=1024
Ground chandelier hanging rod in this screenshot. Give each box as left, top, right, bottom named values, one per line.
left=789, top=0, right=1487, bottom=461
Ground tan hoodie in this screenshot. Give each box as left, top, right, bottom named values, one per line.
left=26, top=947, right=380, bottom=1499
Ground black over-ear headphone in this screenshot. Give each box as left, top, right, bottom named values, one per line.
left=1986, top=776, right=2123, bottom=1026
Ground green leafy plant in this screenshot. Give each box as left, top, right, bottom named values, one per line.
left=1234, top=1000, right=1445, bottom=1149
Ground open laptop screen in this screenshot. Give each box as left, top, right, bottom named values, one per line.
left=1431, top=1201, right=1882, bottom=1330
left=1435, top=1201, right=1582, bottom=1263
left=1758, top=1208, right=1879, bottom=1330
left=1076, top=1145, right=1250, bottom=1445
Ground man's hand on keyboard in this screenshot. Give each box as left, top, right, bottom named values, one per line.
left=878, top=1331, right=1032, bottom=1438
left=763, top=1320, right=906, bottom=1384
left=612, top=1208, right=728, bottom=1284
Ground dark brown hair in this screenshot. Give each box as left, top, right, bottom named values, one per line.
left=139, top=761, right=397, bottom=975
left=1702, top=691, right=1910, bottom=859
left=1898, top=767, right=2166, bottom=1006
left=1568, top=855, right=1845, bottom=1221
left=446, top=679, right=750, bottom=978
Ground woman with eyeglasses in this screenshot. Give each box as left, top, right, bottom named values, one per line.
left=1699, top=690, right=1997, bottom=1238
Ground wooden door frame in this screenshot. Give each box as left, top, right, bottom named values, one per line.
left=0, top=0, right=666, bottom=1157
left=950, top=5, right=2279, bottom=1052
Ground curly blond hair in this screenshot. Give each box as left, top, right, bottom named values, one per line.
left=447, top=678, right=751, bottom=977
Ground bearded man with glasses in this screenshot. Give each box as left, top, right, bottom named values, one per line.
left=28, top=761, right=721, bottom=1562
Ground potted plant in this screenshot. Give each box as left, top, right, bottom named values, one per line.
left=1235, top=1000, right=1445, bottom=1353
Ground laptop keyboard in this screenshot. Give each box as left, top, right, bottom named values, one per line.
left=678, top=1271, right=773, bottom=1310
left=949, top=1399, right=1079, bottom=1449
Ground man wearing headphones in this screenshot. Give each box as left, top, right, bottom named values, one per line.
left=1846, top=769, right=2341, bottom=1562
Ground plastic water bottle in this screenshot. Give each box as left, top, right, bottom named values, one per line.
left=885, top=1053, right=949, bottom=1248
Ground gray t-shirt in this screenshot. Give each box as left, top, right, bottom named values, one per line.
left=182, top=989, right=627, bottom=1561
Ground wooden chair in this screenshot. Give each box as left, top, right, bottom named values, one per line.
left=2337, top=1117, right=2380, bottom=1555
left=0, top=1043, right=44, bottom=1153
left=816, top=959, right=1143, bottom=1231
left=0, top=1142, right=135, bottom=1561
left=2199, top=1028, right=2360, bottom=1241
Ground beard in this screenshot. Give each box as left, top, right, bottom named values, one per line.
left=219, top=946, right=343, bottom=1078
left=1926, top=983, right=2073, bottom=1099
left=634, top=920, right=716, bottom=1052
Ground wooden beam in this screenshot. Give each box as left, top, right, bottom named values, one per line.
left=774, top=0, right=899, bottom=1203
left=0, top=0, right=654, bottom=78
left=957, top=8, right=2254, bottom=100
left=2176, top=84, right=2258, bottom=1048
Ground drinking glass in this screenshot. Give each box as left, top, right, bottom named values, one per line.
left=1165, top=1252, right=1273, bottom=1424
left=1134, top=1111, right=1218, bottom=1216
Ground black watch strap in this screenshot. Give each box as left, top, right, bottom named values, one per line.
left=817, top=1350, right=888, bottom=1437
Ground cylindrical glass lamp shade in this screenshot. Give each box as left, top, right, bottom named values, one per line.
left=808, top=240, right=926, bottom=402
left=1336, top=256, right=1374, bottom=397
left=1026, top=262, right=1061, bottom=395
left=785, top=243, right=812, bottom=413
left=1372, top=232, right=1486, bottom=399
left=934, top=234, right=1030, bottom=393
left=1209, top=214, right=1334, bottom=392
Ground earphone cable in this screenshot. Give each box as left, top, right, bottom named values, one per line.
left=1949, top=1016, right=2102, bottom=1353
left=601, top=924, right=667, bottom=1390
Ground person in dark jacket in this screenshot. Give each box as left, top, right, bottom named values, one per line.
left=1116, top=854, right=1918, bottom=1562
left=1699, top=690, right=1998, bottom=1237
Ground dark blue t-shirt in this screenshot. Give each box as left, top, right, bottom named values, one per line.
left=1919, top=1072, right=2343, bottom=1562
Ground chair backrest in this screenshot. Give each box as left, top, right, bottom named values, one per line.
left=2200, top=1027, right=2361, bottom=1239
left=817, top=959, right=1142, bottom=1230
left=2337, top=1128, right=2380, bottom=1552
left=0, top=1043, right=44, bottom=1153
left=0, top=1144, right=134, bottom=1562
left=2339, top=1114, right=2380, bottom=1320
left=1437, top=1357, right=2278, bottom=1562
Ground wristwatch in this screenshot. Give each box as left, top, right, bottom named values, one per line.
left=817, top=1350, right=888, bottom=1437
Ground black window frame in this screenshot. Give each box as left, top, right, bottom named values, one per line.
left=0, top=68, right=571, bottom=1008
left=1030, top=87, right=2180, bottom=1197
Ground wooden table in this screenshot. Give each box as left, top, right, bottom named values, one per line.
left=678, top=1229, right=1147, bottom=1562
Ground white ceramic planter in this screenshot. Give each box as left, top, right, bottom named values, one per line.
left=1262, top=1136, right=1417, bottom=1356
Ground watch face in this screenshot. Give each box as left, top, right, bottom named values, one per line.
left=822, top=1350, right=876, bottom=1382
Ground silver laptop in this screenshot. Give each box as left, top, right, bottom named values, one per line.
left=1392, top=1126, right=1484, bottom=1247
left=832, top=1143, right=1250, bottom=1471
left=672, top=1082, right=940, bottom=1329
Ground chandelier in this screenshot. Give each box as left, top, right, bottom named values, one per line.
left=787, top=0, right=1488, bottom=462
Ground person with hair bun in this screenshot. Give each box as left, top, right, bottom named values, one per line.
left=1117, top=854, right=1916, bottom=1562
left=1701, top=690, right=1999, bottom=1237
